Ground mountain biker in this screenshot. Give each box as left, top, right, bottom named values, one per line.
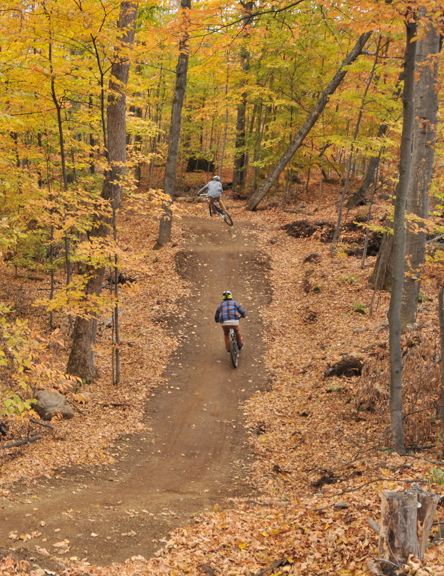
left=214, top=290, right=246, bottom=352
left=197, top=175, right=227, bottom=215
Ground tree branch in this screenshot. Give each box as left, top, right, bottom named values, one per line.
left=0, top=436, right=42, bottom=450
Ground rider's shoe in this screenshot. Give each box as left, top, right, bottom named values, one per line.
left=238, top=345, right=244, bottom=350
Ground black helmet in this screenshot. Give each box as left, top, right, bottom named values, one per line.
left=222, top=290, right=233, bottom=300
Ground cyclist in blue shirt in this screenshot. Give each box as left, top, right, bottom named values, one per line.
left=215, top=290, right=246, bottom=352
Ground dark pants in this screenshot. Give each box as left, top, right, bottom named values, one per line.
left=222, top=325, right=243, bottom=351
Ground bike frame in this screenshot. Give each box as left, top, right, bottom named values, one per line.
left=197, top=193, right=233, bottom=226
left=229, top=327, right=240, bottom=368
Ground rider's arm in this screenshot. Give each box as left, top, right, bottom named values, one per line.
left=197, top=183, right=209, bottom=196
left=237, top=304, right=247, bottom=318
left=214, top=305, right=221, bottom=323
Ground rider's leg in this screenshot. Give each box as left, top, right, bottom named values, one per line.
left=209, top=197, right=217, bottom=215
left=233, top=325, right=243, bottom=347
left=222, top=326, right=231, bottom=351
left=217, top=196, right=227, bottom=212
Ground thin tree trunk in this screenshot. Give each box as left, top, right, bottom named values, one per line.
left=388, top=17, right=417, bottom=455
left=330, top=35, right=381, bottom=257
left=361, top=152, right=382, bottom=268
left=247, top=32, right=372, bottom=211
left=438, top=289, right=444, bottom=460
left=156, top=0, right=191, bottom=248
left=401, top=13, right=439, bottom=331
left=232, top=2, right=254, bottom=192
left=219, top=71, right=230, bottom=177
left=436, top=291, right=444, bottom=466
left=132, top=104, right=144, bottom=185
left=233, top=46, right=250, bottom=192
left=251, top=95, right=272, bottom=193
left=346, top=123, right=388, bottom=208
left=149, top=68, right=165, bottom=189
left=67, top=2, right=138, bottom=381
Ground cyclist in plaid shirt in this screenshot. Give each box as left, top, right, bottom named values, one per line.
left=215, top=290, right=246, bottom=352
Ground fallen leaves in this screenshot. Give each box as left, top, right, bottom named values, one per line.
left=1, top=200, right=444, bottom=576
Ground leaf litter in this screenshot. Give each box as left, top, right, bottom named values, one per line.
left=1, top=196, right=444, bottom=575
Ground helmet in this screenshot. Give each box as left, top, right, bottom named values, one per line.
left=213, top=175, right=221, bottom=181
left=222, top=290, right=233, bottom=300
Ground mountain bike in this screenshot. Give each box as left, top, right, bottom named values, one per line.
left=197, top=193, right=233, bottom=226
left=229, top=327, right=240, bottom=368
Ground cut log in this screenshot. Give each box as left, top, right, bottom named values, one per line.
left=379, top=490, right=419, bottom=569
left=414, top=485, right=440, bottom=559
left=378, top=486, right=439, bottom=574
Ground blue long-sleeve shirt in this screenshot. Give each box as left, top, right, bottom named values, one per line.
left=215, top=300, right=246, bottom=323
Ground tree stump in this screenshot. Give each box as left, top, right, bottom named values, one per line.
left=377, top=485, right=439, bottom=574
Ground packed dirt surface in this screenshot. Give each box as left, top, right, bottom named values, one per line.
left=0, top=215, right=271, bottom=568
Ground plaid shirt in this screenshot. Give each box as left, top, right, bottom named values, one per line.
left=215, top=300, right=246, bottom=323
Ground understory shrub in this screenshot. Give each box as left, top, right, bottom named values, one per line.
left=354, top=336, right=441, bottom=447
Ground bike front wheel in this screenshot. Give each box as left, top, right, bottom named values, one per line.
left=229, top=329, right=239, bottom=368
left=218, top=209, right=233, bottom=227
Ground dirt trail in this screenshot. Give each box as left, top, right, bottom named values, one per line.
left=0, top=215, right=270, bottom=568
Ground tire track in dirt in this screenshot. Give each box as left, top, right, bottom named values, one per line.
left=0, top=215, right=271, bottom=567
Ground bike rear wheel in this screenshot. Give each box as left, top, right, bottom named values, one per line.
left=229, top=329, right=239, bottom=368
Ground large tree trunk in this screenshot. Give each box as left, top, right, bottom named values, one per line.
left=388, top=17, right=417, bottom=454
left=156, top=0, right=191, bottom=248
left=67, top=2, right=138, bottom=381
left=247, top=32, right=372, bottom=211
left=401, top=14, right=439, bottom=330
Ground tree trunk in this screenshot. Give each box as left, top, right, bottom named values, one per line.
left=219, top=63, right=230, bottom=177
left=401, top=13, right=439, bottom=331
left=156, top=0, right=191, bottom=248
left=247, top=32, right=372, bottom=211
left=330, top=36, right=381, bottom=257
left=232, top=45, right=250, bottom=192
left=67, top=2, right=138, bottom=381
left=439, top=289, right=444, bottom=457
left=361, top=153, right=382, bottom=268
left=388, top=17, right=417, bottom=454
left=346, top=123, right=388, bottom=208
left=371, top=232, right=393, bottom=290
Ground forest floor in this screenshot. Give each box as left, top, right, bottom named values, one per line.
left=1, top=192, right=444, bottom=576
